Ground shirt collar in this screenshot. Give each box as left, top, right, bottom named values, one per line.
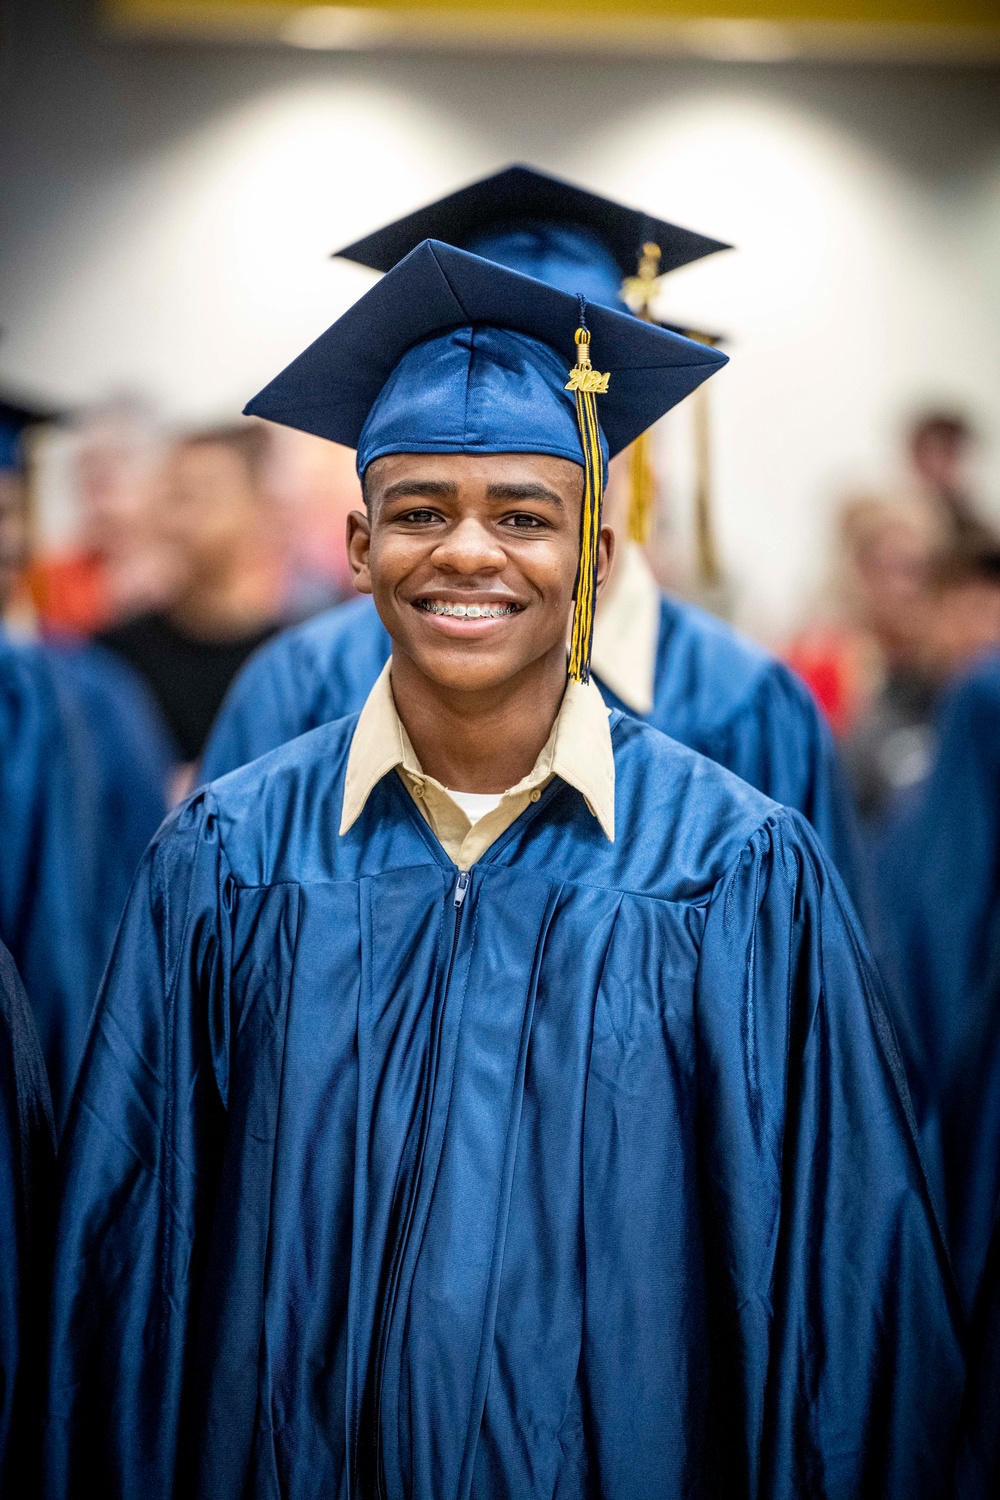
left=590, top=540, right=661, bottom=716
left=341, top=658, right=615, bottom=843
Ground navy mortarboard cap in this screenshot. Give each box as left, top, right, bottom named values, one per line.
left=334, top=164, right=729, bottom=287
left=245, top=238, right=726, bottom=681
left=0, top=393, right=59, bottom=473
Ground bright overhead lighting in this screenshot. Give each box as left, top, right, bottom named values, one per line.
left=681, top=20, right=801, bottom=62
left=282, top=6, right=391, bottom=49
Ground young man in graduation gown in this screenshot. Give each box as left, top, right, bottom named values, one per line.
left=48, top=242, right=960, bottom=1499
left=200, top=167, right=862, bottom=905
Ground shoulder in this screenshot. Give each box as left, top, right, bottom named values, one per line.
left=195, top=714, right=362, bottom=883
left=657, top=594, right=816, bottom=739
left=606, top=713, right=807, bottom=902
left=255, top=595, right=386, bottom=676
left=944, top=651, right=1000, bottom=720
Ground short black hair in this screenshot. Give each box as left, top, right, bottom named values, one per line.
left=930, top=538, right=1000, bottom=592
left=908, top=410, right=974, bottom=449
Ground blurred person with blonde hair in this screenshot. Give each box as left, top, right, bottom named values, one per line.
left=836, top=492, right=948, bottom=820
left=98, top=419, right=285, bottom=783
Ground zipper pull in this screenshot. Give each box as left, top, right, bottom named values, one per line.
left=453, top=870, right=470, bottom=909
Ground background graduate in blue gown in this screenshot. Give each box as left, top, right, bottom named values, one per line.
left=48, top=240, right=961, bottom=1499
left=0, top=939, right=55, bottom=1497
left=200, top=166, right=863, bottom=907
left=872, top=649, right=1000, bottom=1493
left=0, top=408, right=171, bottom=1123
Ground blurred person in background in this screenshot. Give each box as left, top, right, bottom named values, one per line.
left=906, top=408, right=996, bottom=551
left=837, top=494, right=945, bottom=820
left=98, top=420, right=285, bottom=788
left=29, top=399, right=176, bottom=634
left=0, top=404, right=170, bottom=1124
left=201, top=166, right=864, bottom=910
left=265, top=425, right=361, bottom=620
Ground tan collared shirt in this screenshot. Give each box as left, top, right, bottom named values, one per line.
left=340, top=661, right=616, bottom=869
left=590, top=540, right=662, bottom=716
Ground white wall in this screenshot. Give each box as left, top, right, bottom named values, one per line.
left=2, top=1, right=998, bottom=634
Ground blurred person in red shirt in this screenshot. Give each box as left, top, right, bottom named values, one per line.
left=29, top=401, right=176, bottom=635
left=97, top=420, right=285, bottom=789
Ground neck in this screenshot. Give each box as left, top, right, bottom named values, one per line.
left=168, top=548, right=280, bottom=640
left=390, top=646, right=568, bottom=794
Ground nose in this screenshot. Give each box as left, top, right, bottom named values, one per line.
left=430, top=515, right=507, bottom=575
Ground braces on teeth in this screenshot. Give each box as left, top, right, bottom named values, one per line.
left=420, top=602, right=515, bottom=618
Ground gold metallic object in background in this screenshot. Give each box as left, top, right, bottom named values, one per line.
left=688, top=344, right=722, bottom=590
left=621, top=242, right=662, bottom=546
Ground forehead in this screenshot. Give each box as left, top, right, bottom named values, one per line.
left=365, top=449, right=584, bottom=497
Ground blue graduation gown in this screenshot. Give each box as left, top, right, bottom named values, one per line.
left=0, top=633, right=168, bottom=1123
left=49, top=709, right=960, bottom=1499
left=873, top=651, right=1000, bottom=1321
left=0, top=940, right=55, bottom=1495
left=200, top=595, right=864, bottom=904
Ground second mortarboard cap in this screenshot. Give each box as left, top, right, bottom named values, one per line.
left=246, top=238, right=726, bottom=680
left=335, top=164, right=729, bottom=287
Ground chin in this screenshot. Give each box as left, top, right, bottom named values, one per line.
left=412, top=648, right=519, bottom=694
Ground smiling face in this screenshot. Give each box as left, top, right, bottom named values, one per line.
left=347, top=450, right=613, bottom=696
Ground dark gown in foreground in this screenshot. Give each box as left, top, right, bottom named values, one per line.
left=200, top=594, right=864, bottom=903
left=873, top=651, right=1000, bottom=1495
left=0, top=941, right=55, bottom=1495
left=0, top=632, right=169, bottom=1123
left=49, top=707, right=960, bottom=1498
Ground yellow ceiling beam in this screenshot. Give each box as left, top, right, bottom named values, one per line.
left=105, top=0, right=1000, bottom=56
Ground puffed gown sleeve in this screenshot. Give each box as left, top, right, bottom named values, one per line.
left=0, top=940, right=56, bottom=1497
left=44, top=794, right=229, bottom=1500
left=703, top=662, right=869, bottom=921
left=695, top=808, right=963, bottom=1498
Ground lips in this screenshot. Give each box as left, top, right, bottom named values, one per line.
left=415, top=600, right=518, bottom=619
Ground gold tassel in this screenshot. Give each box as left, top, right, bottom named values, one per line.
left=565, top=324, right=610, bottom=683
left=626, top=431, right=656, bottom=545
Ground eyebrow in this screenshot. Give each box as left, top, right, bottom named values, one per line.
left=380, top=479, right=458, bottom=503
left=485, top=482, right=564, bottom=508
left=377, top=478, right=565, bottom=508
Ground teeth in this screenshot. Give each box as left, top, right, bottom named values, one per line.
left=420, top=601, right=515, bottom=619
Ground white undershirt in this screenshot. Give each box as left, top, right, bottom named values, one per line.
left=447, top=787, right=505, bottom=825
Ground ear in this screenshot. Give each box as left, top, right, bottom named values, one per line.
left=595, top=522, right=616, bottom=599
left=347, top=509, right=373, bottom=595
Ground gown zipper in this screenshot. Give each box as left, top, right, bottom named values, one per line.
left=373, top=866, right=471, bottom=1499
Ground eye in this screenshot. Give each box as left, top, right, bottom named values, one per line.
left=398, top=507, right=444, bottom=525
left=502, top=512, right=548, bottom=530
